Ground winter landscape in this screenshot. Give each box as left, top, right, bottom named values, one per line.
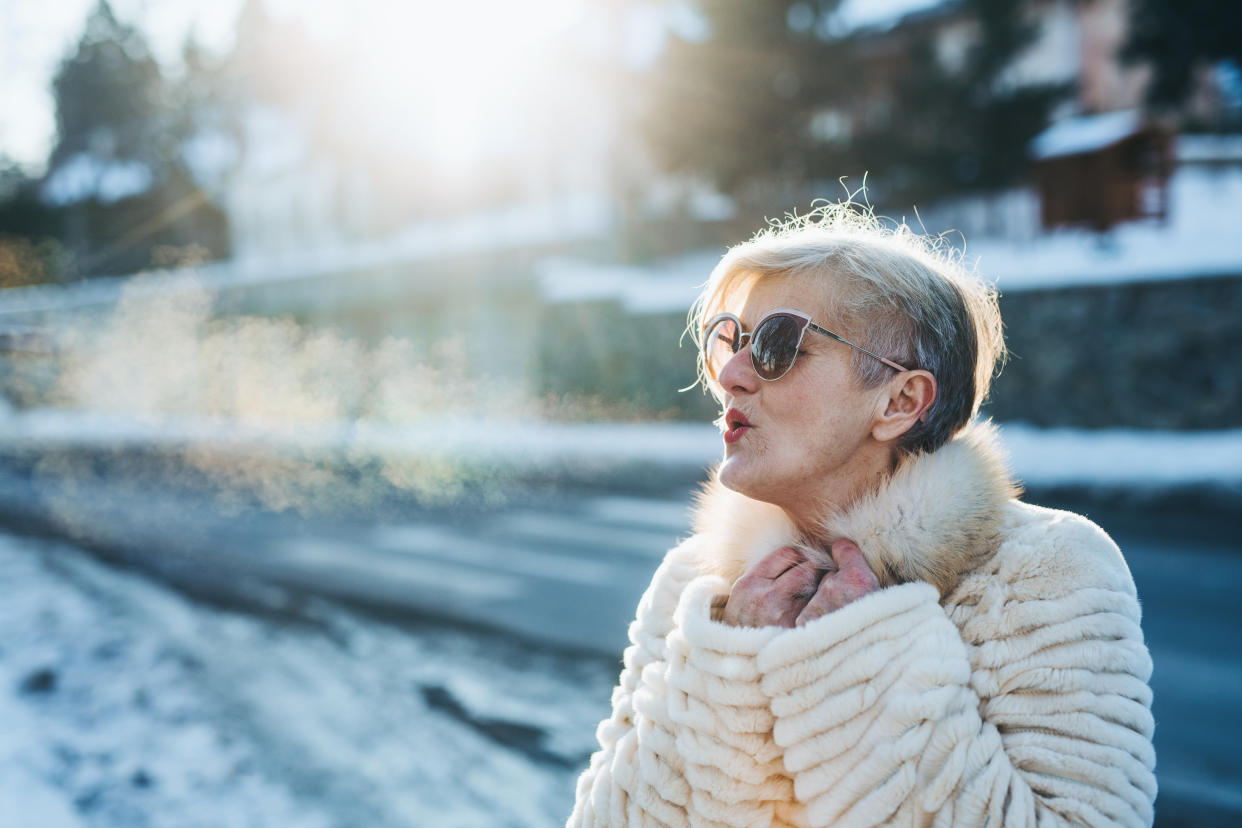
left=3, top=0, right=1242, bottom=826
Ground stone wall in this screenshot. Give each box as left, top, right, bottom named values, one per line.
left=986, top=275, right=1242, bottom=429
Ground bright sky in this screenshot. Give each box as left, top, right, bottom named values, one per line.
left=0, top=0, right=592, bottom=172
left=0, top=0, right=940, bottom=173
left=0, top=0, right=245, bottom=171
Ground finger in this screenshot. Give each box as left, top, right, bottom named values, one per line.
left=723, top=580, right=812, bottom=628
left=831, top=539, right=880, bottom=590
left=771, top=564, right=821, bottom=612
left=725, top=548, right=820, bottom=629
left=794, top=543, right=881, bottom=626
left=747, top=546, right=808, bottom=581
left=733, top=551, right=818, bottom=605
left=795, top=576, right=845, bottom=626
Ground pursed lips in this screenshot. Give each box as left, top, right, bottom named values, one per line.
left=723, top=407, right=754, bottom=444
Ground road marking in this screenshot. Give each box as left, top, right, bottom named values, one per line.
left=274, top=538, right=520, bottom=599
left=491, top=512, right=675, bottom=559
left=370, top=524, right=615, bottom=585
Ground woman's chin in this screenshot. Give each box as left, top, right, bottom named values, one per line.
left=718, top=458, right=764, bottom=499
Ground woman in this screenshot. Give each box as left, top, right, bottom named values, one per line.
left=569, top=206, right=1156, bottom=827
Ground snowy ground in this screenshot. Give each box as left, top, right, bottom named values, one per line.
left=0, top=532, right=614, bottom=828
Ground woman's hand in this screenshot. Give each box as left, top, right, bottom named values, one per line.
left=721, top=540, right=880, bottom=628
left=721, top=546, right=820, bottom=628
left=793, top=540, right=880, bottom=626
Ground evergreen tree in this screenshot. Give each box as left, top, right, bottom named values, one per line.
left=50, top=1, right=167, bottom=169
left=641, top=0, right=1068, bottom=211
left=43, top=0, right=229, bottom=277
left=642, top=1, right=849, bottom=208
left=1124, top=0, right=1242, bottom=119
left=845, top=0, right=1069, bottom=205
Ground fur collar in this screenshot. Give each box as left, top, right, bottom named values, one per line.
left=689, top=422, right=1021, bottom=597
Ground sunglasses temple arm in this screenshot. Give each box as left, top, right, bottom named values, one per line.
left=854, top=343, right=909, bottom=373
left=809, top=322, right=909, bottom=373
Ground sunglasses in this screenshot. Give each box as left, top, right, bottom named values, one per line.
left=703, top=307, right=909, bottom=382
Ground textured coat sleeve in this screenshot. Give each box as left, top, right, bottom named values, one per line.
left=756, top=519, right=1156, bottom=828
left=570, top=545, right=787, bottom=827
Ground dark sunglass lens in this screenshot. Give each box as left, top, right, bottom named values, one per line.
left=704, top=317, right=739, bottom=379
left=751, top=315, right=802, bottom=380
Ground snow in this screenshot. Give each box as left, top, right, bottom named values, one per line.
left=537, top=250, right=717, bottom=314
left=0, top=536, right=332, bottom=827
left=535, top=164, right=1242, bottom=302
left=1030, top=109, right=1143, bottom=160
left=0, top=532, right=613, bottom=826
left=42, top=154, right=154, bottom=207
left=1178, top=134, right=1242, bottom=163
left=835, top=0, right=946, bottom=32
left=995, top=423, right=1242, bottom=489
left=971, top=165, right=1242, bottom=289
left=5, top=149, right=1239, bottom=320
left=181, top=127, right=239, bottom=192
left=0, top=192, right=615, bottom=321
left=1, top=407, right=1238, bottom=490
left=0, top=767, right=85, bottom=828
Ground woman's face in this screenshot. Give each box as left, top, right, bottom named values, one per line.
left=714, top=277, right=890, bottom=522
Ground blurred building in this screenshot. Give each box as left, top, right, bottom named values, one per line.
left=850, top=0, right=1235, bottom=240
left=1031, top=110, right=1173, bottom=231
left=855, top=0, right=1151, bottom=117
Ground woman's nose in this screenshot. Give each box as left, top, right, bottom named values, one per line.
left=717, top=345, right=759, bottom=394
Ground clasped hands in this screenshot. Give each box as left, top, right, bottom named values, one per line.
left=721, top=540, right=880, bottom=628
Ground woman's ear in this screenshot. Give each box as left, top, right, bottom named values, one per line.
left=871, top=370, right=937, bottom=443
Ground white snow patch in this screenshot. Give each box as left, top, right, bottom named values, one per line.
left=536, top=250, right=717, bottom=314
left=0, top=532, right=613, bottom=826
left=0, top=193, right=615, bottom=320
left=182, top=128, right=240, bottom=191
left=42, top=154, right=154, bottom=206
left=996, top=423, right=1242, bottom=488
left=1030, top=110, right=1143, bottom=160
left=0, top=767, right=85, bottom=828
left=835, top=0, right=945, bottom=32
left=973, top=165, right=1242, bottom=289
left=533, top=165, right=1242, bottom=307
left=7, top=149, right=1239, bottom=320
left=1178, top=134, right=1242, bottom=163
left=0, top=535, right=333, bottom=827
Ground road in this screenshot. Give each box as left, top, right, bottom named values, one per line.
left=0, top=467, right=1238, bottom=826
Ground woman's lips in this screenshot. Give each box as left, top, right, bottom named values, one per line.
left=723, top=408, right=753, bottom=444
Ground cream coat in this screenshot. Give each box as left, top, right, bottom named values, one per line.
left=569, top=424, right=1156, bottom=827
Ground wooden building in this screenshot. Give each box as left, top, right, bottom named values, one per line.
left=1030, top=110, right=1174, bottom=231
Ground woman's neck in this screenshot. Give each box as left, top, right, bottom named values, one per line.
left=783, top=442, right=896, bottom=542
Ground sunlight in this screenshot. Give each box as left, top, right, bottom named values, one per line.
left=343, top=0, right=586, bottom=170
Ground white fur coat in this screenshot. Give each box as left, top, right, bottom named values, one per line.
left=569, top=424, right=1156, bottom=827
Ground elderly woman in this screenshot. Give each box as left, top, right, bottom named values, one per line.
left=569, top=207, right=1156, bottom=827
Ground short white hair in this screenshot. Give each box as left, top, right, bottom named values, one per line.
left=689, top=204, right=1005, bottom=456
